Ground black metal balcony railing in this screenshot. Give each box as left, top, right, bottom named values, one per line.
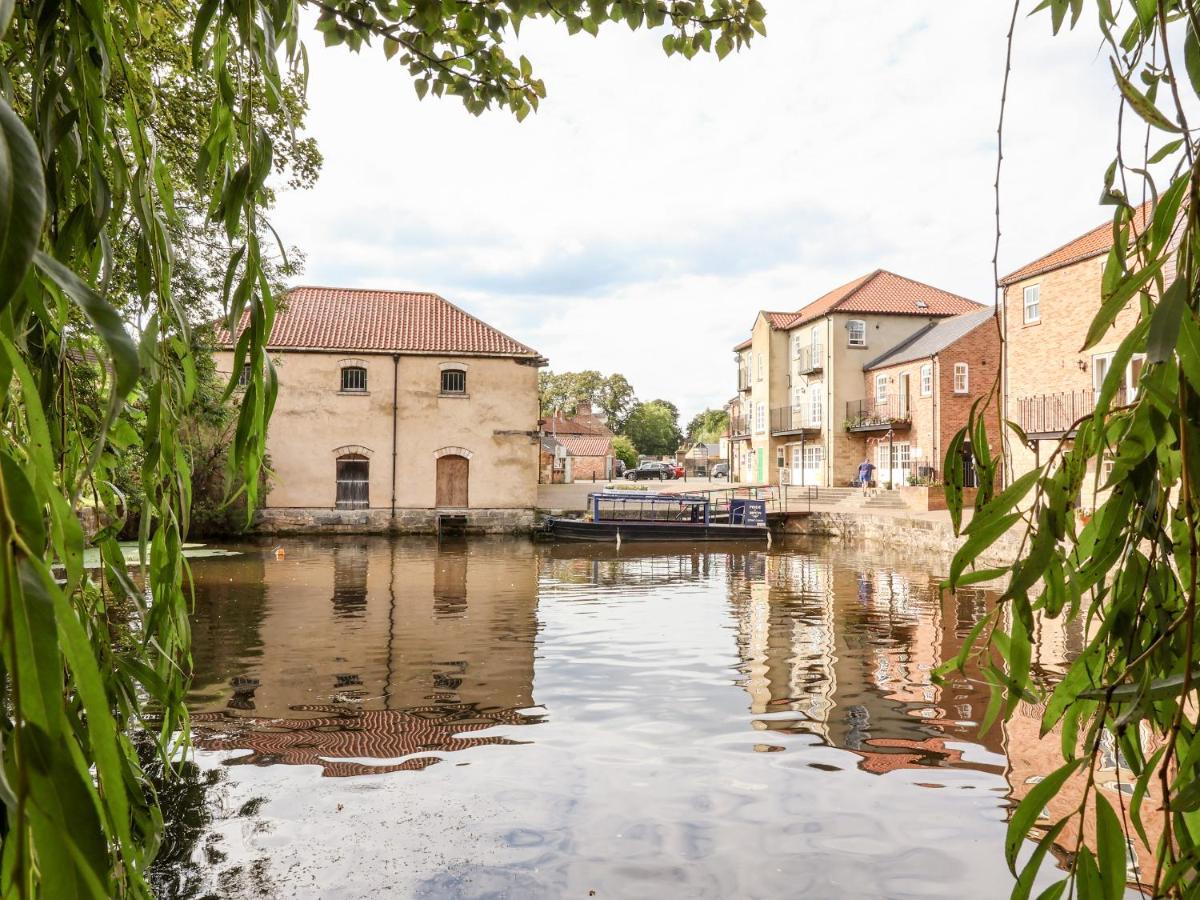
left=728, top=415, right=751, bottom=437
left=738, top=368, right=751, bottom=391
left=1016, top=387, right=1127, bottom=437
left=844, top=398, right=912, bottom=430
left=771, top=405, right=821, bottom=434
left=795, top=345, right=823, bottom=375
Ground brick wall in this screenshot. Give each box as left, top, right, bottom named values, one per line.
left=571, top=454, right=610, bottom=482
left=936, top=316, right=1003, bottom=484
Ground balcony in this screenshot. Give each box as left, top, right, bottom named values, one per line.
left=771, top=406, right=821, bottom=436
left=738, top=368, right=751, bottom=392
left=794, top=345, right=823, bottom=375
left=728, top=415, right=751, bottom=439
left=844, top=398, right=912, bottom=432
left=1016, top=387, right=1128, bottom=438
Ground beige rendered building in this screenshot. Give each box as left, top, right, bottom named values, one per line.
left=729, top=270, right=985, bottom=487
left=998, top=204, right=1153, bottom=486
left=216, top=286, right=545, bottom=533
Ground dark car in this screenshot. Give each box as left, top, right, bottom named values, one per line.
left=711, top=462, right=729, bottom=479
left=625, top=462, right=675, bottom=481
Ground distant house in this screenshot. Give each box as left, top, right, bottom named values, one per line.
left=679, top=442, right=721, bottom=476
left=858, top=308, right=1001, bottom=486
left=216, top=286, right=546, bottom=532
left=538, top=402, right=615, bottom=482
left=730, top=269, right=985, bottom=487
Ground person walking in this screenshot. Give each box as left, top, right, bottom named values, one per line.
left=857, top=457, right=876, bottom=497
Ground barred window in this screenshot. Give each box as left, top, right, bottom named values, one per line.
left=341, top=366, right=367, bottom=392
left=441, top=369, right=466, bottom=394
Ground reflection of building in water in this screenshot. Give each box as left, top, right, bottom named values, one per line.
left=536, top=543, right=713, bottom=589
left=728, top=550, right=1005, bottom=774
left=189, top=538, right=541, bottom=774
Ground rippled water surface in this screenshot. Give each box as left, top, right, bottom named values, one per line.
left=157, top=536, right=1090, bottom=899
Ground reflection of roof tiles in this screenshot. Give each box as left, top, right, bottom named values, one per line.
left=191, top=703, right=542, bottom=778
left=557, top=434, right=613, bottom=457
left=217, top=286, right=541, bottom=358
left=999, top=200, right=1152, bottom=286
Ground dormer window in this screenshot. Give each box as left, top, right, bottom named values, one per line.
left=441, top=368, right=466, bottom=394
left=341, top=365, right=367, bottom=392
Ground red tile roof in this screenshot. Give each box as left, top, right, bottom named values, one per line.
left=733, top=337, right=752, bottom=351
left=557, top=434, right=613, bottom=458
left=217, top=286, right=541, bottom=358
left=785, top=270, right=982, bottom=327
left=999, top=201, right=1153, bottom=286
left=730, top=270, right=982, bottom=349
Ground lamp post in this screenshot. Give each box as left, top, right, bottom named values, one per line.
left=886, top=428, right=894, bottom=491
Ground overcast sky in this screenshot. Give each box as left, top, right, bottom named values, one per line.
left=272, top=4, right=1123, bottom=421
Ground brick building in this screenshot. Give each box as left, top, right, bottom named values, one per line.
left=730, top=270, right=985, bottom=487
left=857, top=308, right=1001, bottom=486
left=539, top=402, right=615, bottom=482
left=999, top=203, right=1153, bottom=483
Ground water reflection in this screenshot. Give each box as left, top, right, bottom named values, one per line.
left=186, top=537, right=543, bottom=777
left=168, top=537, right=1128, bottom=898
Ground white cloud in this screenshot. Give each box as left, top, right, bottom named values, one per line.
left=272, top=3, right=1127, bottom=420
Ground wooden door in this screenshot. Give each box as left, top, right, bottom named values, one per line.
left=436, top=455, right=469, bottom=508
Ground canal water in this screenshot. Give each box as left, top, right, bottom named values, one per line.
left=156, top=536, right=1089, bottom=899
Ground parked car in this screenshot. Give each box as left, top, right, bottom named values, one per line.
left=669, top=462, right=685, bottom=479
left=625, top=462, right=675, bottom=481
left=711, top=462, right=729, bottom=479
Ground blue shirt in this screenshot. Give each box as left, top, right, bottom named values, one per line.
left=858, top=462, right=875, bottom=482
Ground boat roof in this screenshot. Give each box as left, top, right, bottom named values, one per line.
left=590, top=491, right=710, bottom=502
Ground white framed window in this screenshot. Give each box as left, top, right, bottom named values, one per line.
left=792, top=334, right=802, bottom=358
left=1091, top=352, right=1113, bottom=392
left=238, top=363, right=251, bottom=388
left=920, top=363, right=932, bottom=397
left=1023, top=284, right=1040, bottom=323
left=792, top=446, right=802, bottom=469
left=804, top=446, right=823, bottom=469
left=756, top=353, right=764, bottom=382
left=953, top=363, right=969, bottom=393
left=848, top=319, right=867, bottom=347
left=810, top=390, right=823, bottom=427
left=754, top=402, right=765, bottom=433
left=793, top=386, right=803, bottom=408
left=875, top=373, right=888, bottom=404
left=811, top=328, right=820, bottom=354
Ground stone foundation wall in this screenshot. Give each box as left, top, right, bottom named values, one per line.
left=255, top=507, right=535, bottom=535
left=777, top=510, right=1023, bottom=567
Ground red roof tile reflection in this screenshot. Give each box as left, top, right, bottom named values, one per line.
left=192, top=704, right=542, bottom=777
left=217, top=286, right=541, bottom=358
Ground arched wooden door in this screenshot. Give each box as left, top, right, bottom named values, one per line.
left=436, top=454, right=469, bottom=508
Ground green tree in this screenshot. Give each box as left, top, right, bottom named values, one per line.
left=611, top=435, right=639, bottom=469
left=686, top=408, right=730, bottom=443
left=0, top=1, right=766, bottom=895
left=539, top=369, right=637, bottom=428
left=622, top=400, right=683, bottom=457
left=940, top=3, right=1200, bottom=896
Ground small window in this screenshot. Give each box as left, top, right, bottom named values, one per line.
left=793, top=386, right=803, bottom=408
left=1023, top=285, right=1040, bottom=323
left=238, top=364, right=251, bottom=387
left=875, top=373, right=888, bottom=404
left=792, top=335, right=802, bottom=358
left=756, top=353, right=764, bottom=382
left=810, top=390, right=823, bottom=426
left=848, top=320, right=866, bottom=347
left=441, top=369, right=466, bottom=394
left=954, top=363, right=969, bottom=393
left=776, top=448, right=785, bottom=469
left=341, top=365, right=367, bottom=392
left=920, top=363, right=932, bottom=397
left=754, top=402, right=765, bottom=433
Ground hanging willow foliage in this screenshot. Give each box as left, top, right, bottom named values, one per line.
left=941, top=2, right=1200, bottom=897
left=0, top=1, right=766, bottom=895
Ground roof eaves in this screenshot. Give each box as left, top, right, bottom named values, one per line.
left=998, top=247, right=1109, bottom=287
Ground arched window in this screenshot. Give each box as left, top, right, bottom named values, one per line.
left=440, top=368, right=466, bottom=394
left=335, top=454, right=369, bottom=509
left=341, top=365, right=367, bottom=392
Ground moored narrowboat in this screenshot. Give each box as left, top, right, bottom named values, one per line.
left=542, top=491, right=768, bottom=542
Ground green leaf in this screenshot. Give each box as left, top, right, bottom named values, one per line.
left=1185, top=21, right=1200, bottom=98
left=1079, top=667, right=1200, bottom=701
left=1082, top=257, right=1162, bottom=352
left=1005, top=758, right=1085, bottom=873
left=1094, top=793, right=1126, bottom=899
left=1110, top=58, right=1180, bottom=132
left=0, top=97, right=47, bottom=311
left=1014, top=819, right=1067, bottom=900
left=1146, top=276, right=1186, bottom=363
left=32, top=251, right=139, bottom=398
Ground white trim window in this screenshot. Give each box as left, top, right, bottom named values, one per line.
left=793, top=386, right=804, bottom=408
left=810, top=390, right=823, bottom=427
left=953, top=363, right=969, bottom=393
left=848, top=319, right=867, bottom=347
left=875, top=373, right=888, bottom=404
left=792, top=334, right=802, bottom=359
left=756, top=353, right=764, bottom=382
left=755, top=402, right=766, bottom=433
left=1023, top=284, right=1040, bottom=323
left=920, top=363, right=932, bottom=397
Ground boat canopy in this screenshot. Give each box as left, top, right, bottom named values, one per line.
left=589, top=491, right=711, bottom=525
